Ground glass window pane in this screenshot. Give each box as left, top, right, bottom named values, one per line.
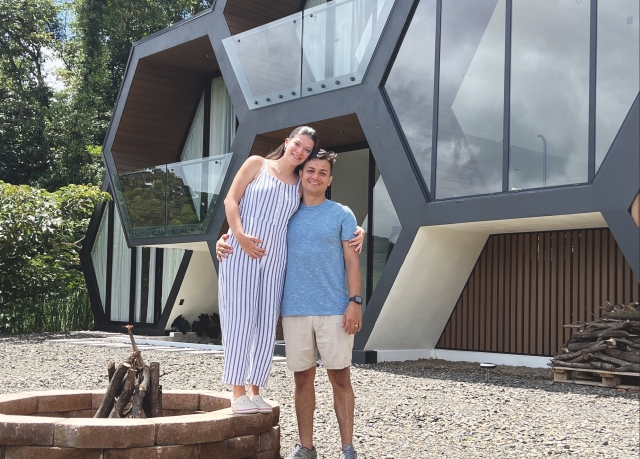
left=180, top=95, right=204, bottom=162
left=222, top=14, right=302, bottom=108
left=162, top=248, right=186, bottom=310
left=91, top=205, right=109, bottom=310
left=384, top=0, right=437, bottom=192
left=329, top=149, right=370, bottom=306
left=111, top=208, right=131, bottom=322
left=596, top=0, right=639, bottom=170
left=302, top=0, right=393, bottom=94
left=372, top=171, right=401, bottom=293
left=210, top=77, right=236, bottom=158
left=436, top=0, right=505, bottom=199
left=509, top=0, right=590, bottom=190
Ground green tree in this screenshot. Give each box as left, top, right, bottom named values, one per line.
left=0, top=180, right=110, bottom=320
left=0, top=0, right=61, bottom=185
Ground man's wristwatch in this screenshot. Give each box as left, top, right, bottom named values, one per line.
left=349, top=295, right=363, bottom=305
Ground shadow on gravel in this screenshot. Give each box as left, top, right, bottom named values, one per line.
left=355, top=359, right=639, bottom=400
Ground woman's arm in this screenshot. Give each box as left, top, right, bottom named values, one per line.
left=348, top=226, right=366, bottom=254
left=223, top=156, right=266, bottom=259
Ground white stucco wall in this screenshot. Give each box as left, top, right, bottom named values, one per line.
left=365, top=226, right=488, bottom=350
left=164, top=249, right=218, bottom=327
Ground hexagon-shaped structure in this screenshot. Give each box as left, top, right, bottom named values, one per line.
left=82, top=0, right=639, bottom=365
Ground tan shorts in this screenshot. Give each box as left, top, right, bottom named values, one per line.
left=282, top=315, right=354, bottom=372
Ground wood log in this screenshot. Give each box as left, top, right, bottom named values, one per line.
left=605, top=348, right=640, bottom=364
left=603, top=310, right=640, bottom=320
left=127, top=350, right=141, bottom=367
left=124, top=325, right=144, bottom=369
left=109, top=368, right=137, bottom=418
left=570, top=330, right=601, bottom=340
left=593, top=352, right=640, bottom=372
left=589, top=361, right=618, bottom=372
left=616, top=338, right=640, bottom=349
left=551, top=361, right=594, bottom=369
left=597, top=329, right=636, bottom=339
left=554, top=343, right=609, bottom=360
left=131, top=365, right=150, bottom=418
left=566, top=341, right=603, bottom=352
left=94, top=363, right=130, bottom=418
left=567, top=353, right=593, bottom=363
left=149, top=362, right=162, bottom=417
left=107, top=361, right=115, bottom=382
left=585, top=322, right=627, bottom=330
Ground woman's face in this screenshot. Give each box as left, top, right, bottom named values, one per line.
left=283, top=134, right=314, bottom=166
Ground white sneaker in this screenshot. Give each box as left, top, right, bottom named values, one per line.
left=251, top=394, right=273, bottom=412
left=231, top=395, right=258, bottom=414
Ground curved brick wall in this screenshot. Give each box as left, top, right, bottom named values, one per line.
left=0, top=390, right=280, bottom=459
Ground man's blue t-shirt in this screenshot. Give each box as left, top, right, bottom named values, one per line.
left=281, top=199, right=357, bottom=317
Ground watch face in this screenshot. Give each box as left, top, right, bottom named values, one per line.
left=351, top=295, right=363, bottom=304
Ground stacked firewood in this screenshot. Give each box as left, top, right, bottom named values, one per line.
left=94, top=326, right=163, bottom=418
left=550, top=302, right=640, bottom=373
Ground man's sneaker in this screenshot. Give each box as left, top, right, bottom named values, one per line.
left=285, top=443, right=317, bottom=459
left=340, top=444, right=357, bottom=459
left=250, top=394, right=273, bottom=412
left=231, top=395, right=258, bottom=414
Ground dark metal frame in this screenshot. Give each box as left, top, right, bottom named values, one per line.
left=82, top=0, right=638, bottom=357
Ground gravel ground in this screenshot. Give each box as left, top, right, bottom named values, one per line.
left=1, top=333, right=638, bottom=458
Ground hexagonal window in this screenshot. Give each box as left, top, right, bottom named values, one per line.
left=112, top=49, right=237, bottom=239
left=249, top=116, right=401, bottom=306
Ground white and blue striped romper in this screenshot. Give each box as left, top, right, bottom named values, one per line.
left=218, top=158, right=300, bottom=387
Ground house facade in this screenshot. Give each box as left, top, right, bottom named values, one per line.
left=82, top=0, right=640, bottom=367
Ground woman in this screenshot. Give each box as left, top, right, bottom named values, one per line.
left=219, top=126, right=364, bottom=414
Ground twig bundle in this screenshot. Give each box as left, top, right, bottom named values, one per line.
left=550, top=302, right=640, bottom=373
left=94, top=325, right=163, bottom=418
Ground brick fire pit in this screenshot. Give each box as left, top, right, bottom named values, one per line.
left=0, top=390, right=280, bottom=459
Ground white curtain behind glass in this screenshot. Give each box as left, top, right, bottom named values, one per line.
left=162, top=249, right=186, bottom=311
left=180, top=95, right=205, bottom=162
left=91, top=205, right=109, bottom=310
left=133, top=248, right=157, bottom=324
left=146, top=249, right=156, bottom=323
left=210, top=77, right=236, bottom=157
left=209, top=77, right=236, bottom=208
left=111, top=208, right=131, bottom=322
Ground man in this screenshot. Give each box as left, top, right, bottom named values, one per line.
left=280, top=150, right=362, bottom=459
left=217, top=150, right=362, bottom=459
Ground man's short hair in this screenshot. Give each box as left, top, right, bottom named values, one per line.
left=306, top=149, right=338, bottom=174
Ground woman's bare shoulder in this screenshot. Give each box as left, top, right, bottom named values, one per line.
left=240, top=156, right=264, bottom=180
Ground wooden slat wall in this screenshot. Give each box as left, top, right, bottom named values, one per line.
left=113, top=59, right=204, bottom=172
left=224, top=0, right=301, bottom=35
left=436, top=229, right=640, bottom=356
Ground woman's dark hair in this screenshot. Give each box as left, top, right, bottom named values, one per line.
left=266, top=126, right=318, bottom=160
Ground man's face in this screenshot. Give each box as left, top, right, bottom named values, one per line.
left=299, top=158, right=333, bottom=195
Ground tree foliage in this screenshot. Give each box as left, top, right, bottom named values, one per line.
left=0, top=0, right=212, bottom=332
left=0, top=0, right=60, bottom=185
left=0, top=180, right=111, bottom=311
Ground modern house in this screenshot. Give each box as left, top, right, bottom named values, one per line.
left=81, top=0, right=640, bottom=367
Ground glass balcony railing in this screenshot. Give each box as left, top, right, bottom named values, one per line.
left=112, top=153, right=233, bottom=239
left=223, top=0, right=395, bottom=109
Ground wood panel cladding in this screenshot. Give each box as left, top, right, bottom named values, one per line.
left=436, top=229, right=640, bottom=357
left=112, top=59, right=204, bottom=172
left=224, top=0, right=301, bottom=35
